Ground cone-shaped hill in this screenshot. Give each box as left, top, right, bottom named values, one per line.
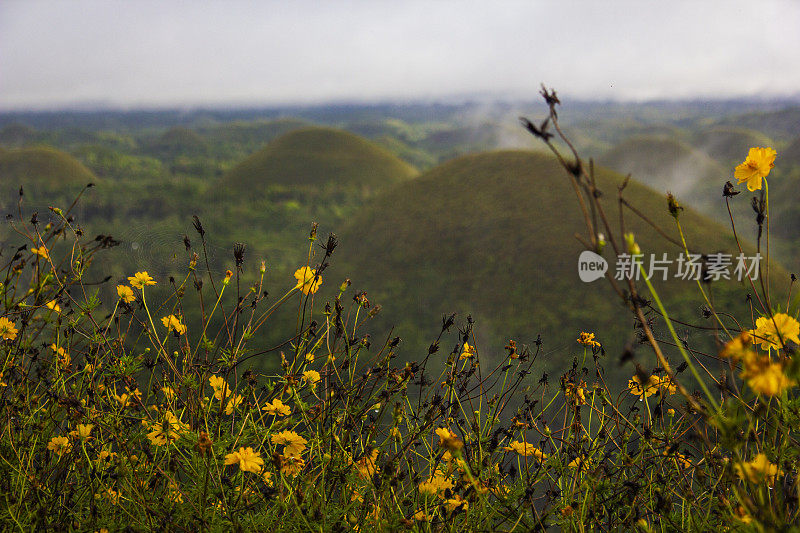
left=692, top=127, right=775, bottom=166
left=221, top=127, right=418, bottom=194
left=0, top=146, right=97, bottom=210
left=332, top=150, right=773, bottom=382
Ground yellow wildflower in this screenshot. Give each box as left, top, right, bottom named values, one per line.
left=225, top=393, right=243, bottom=415
left=161, top=314, right=187, bottom=335
left=751, top=313, right=800, bottom=351
left=271, top=430, right=307, bottom=457
left=0, top=317, right=18, bottom=341
left=278, top=454, right=305, bottom=476
left=742, top=357, right=794, bottom=396
left=721, top=332, right=755, bottom=360
left=45, top=300, right=60, bottom=313
left=302, top=369, right=321, bottom=389
left=262, top=398, right=291, bottom=416
left=294, top=266, right=321, bottom=295
left=147, top=411, right=188, bottom=446
left=413, top=510, right=432, bottom=522
left=47, top=435, right=72, bottom=456
left=435, top=427, right=463, bottom=452
left=418, top=470, right=453, bottom=495
left=504, top=440, right=547, bottom=460
left=224, top=447, right=264, bottom=474
left=459, top=342, right=475, bottom=360
left=735, top=453, right=781, bottom=485
left=128, top=271, right=156, bottom=289
left=161, top=386, right=177, bottom=402
left=628, top=374, right=660, bottom=397
left=31, top=245, right=49, bottom=259
left=577, top=332, right=601, bottom=348
left=353, top=449, right=379, bottom=479
left=658, top=375, right=677, bottom=395
left=114, top=387, right=142, bottom=408
left=117, top=285, right=136, bottom=303
left=209, top=375, right=230, bottom=401
left=69, top=424, right=94, bottom=442
left=51, top=344, right=70, bottom=368
left=564, top=381, right=587, bottom=406
left=734, top=147, right=777, bottom=191
left=445, top=495, right=468, bottom=512
left=97, top=488, right=120, bottom=505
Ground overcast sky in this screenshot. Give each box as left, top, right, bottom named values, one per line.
left=1, top=0, right=799, bottom=110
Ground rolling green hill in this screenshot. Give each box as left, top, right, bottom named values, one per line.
left=0, top=146, right=97, bottom=211
left=332, top=150, right=772, bottom=383
left=221, top=127, right=418, bottom=193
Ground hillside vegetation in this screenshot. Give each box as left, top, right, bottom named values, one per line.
left=334, top=150, right=756, bottom=380
left=222, top=127, right=418, bottom=193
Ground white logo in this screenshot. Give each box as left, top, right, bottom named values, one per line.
left=578, top=250, right=608, bottom=282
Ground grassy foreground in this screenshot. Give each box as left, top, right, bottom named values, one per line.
left=1, top=93, right=799, bottom=532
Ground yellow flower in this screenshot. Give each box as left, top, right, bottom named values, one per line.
left=353, top=449, right=379, bottom=479
left=117, top=285, right=136, bottom=303
left=95, top=449, right=118, bottom=465
left=0, top=372, right=6, bottom=387
left=628, top=374, right=660, bottom=397
left=657, top=375, right=677, bottom=396
left=271, top=430, right=307, bottom=457
left=51, top=344, right=70, bottom=368
left=459, top=342, right=475, bottom=360
left=503, top=440, right=547, bottom=460
left=0, top=317, right=18, bottom=341
left=114, top=387, right=142, bottom=408
left=435, top=427, right=463, bottom=452
left=742, top=357, right=794, bottom=396
left=302, top=370, right=321, bottom=389
left=413, top=510, right=432, bottom=522
left=47, top=435, right=72, bottom=456
left=168, top=482, right=183, bottom=503
left=444, top=495, right=468, bottom=512
left=209, top=375, right=230, bottom=401
left=567, top=456, right=592, bottom=470
left=577, top=332, right=601, bottom=348
left=161, top=386, right=177, bottom=402
left=750, top=313, right=800, bottom=351
left=564, top=381, right=587, bottom=406
left=161, top=314, right=187, bottom=335
left=418, top=470, right=453, bottom=495
left=278, top=454, right=305, bottom=476
left=146, top=411, right=188, bottom=446
left=262, top=398, right=291, bottom=416
left=69, top=424, right=94, bottom=442
left=128, top=271, right=156, bottom=289
left=31, top=245, right=49, bottom=259
left=720, top=332, right=755, bottom=360
left=734, top=147, right=777, bottom=191
left=735, top=453, right=781, bottom=485
left=225, top=393, right=243, bottom=415
left=45, top=300, right=60, bottom=313
left=96, top=487, right=120, bottom=505
left=224, top=446, right=264, bottom=474
left=294, top=266, right=321, bottom=295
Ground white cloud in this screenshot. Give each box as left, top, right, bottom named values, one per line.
left=1, top=0, right=798, bottom=108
